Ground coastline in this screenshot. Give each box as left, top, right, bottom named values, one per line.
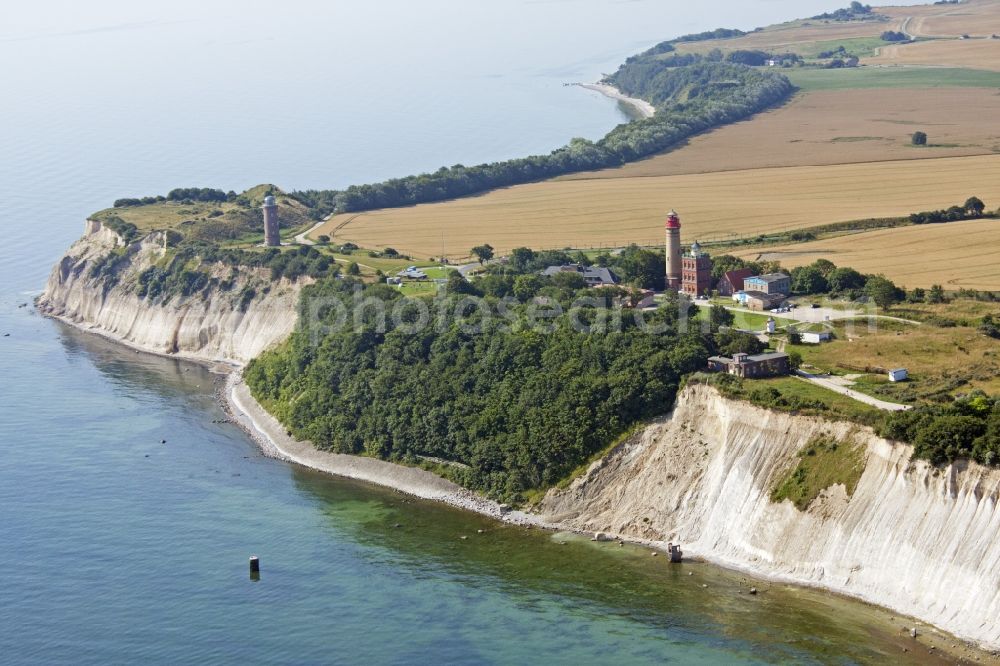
left=39, top=310, right=995, bottom=656
left=223, top=370, right=543, bottom=526
left=221, top=366, right=991, bottom=656
left=578, top=82, right=655, bottom=119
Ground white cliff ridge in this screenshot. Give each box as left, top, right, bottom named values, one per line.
left=38, top=220, right=304, bottom=365
left=540, top=383, right=1000, bottom=649
left=38, top=223, right=1000, bottom=651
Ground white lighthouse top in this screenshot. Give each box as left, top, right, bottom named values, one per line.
left=263, top=195, right=276, bottom=206
left=689, top=241, right=702, bottom=256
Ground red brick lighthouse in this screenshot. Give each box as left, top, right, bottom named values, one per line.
left=665, top=210, right=682, bottom=291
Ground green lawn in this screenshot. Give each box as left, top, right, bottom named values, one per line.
left=783, top=66, right=1000, bottom=91
left=392, top=265, right=456, bottom=296
left=396, top=281, right=440, bottom=296
left=747, top=376, right=883, bottom=423
left=322, top=251, right=442, bottom=274
left=796, top=36, right=889, bottom=59
left=698, top=301, right=794, bottom=330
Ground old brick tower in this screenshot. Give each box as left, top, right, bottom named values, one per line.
left=263, top=195, right=280, bottom=247
left=681, top=240, right=712, bottom=298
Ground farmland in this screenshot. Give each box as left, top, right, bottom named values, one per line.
left=887, top=0, right=1000, bottom=38
left=736, top=217, right=1000, bottom=290
left=559, top=87, right=1000, bottom=179
left=673, top=15, right=904, bottom=57
left=313, top=154, right=1000, bottom=260
left=781, top=66, right=1000, bottom=91
left=670, top=1, right=1000, bottom=56
left=866, top=38, right=1000, bottom=72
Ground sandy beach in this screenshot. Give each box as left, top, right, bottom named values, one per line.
left=578, top=83, right=655, bottom=119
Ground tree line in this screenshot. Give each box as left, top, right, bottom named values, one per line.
left=910, top=196, right=991, bottom=224
left=114, top=188, right=234, bottom=208
left=289, top=62, right=792, bottom=217
left=879, top=393, right=1000, bottom=467
left=132, top=245, right=336, bottom=304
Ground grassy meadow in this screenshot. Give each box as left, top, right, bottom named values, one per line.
left=782, top=66, right=1000, bottom=91
left=788, top=299, right=1000, bottom=398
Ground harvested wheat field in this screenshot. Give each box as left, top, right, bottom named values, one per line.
left=738, top=218, right=1000, bottom=290
left=315, top=155, right=1000, bottom=259
left=558, top=88, right=1000, bottom=180
left=868, top=38, right=1000, bottom=71
left=884, top=0, right=1000, bottom=38
left=673, top=1, right=1000, bottom=56
left=675, top=17, right=902, bottom=56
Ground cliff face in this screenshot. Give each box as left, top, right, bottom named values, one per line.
left=540, top=384, right=1000, bottom=649
left=38, top=220, right=305, bottom=365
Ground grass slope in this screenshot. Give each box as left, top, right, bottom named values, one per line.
left=772, top=434, right=867, bottom=510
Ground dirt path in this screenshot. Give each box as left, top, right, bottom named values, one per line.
left=794, top=371, right=912, bottom=411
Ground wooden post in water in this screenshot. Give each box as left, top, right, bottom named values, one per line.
left=249, top=555, right=260, bottom=580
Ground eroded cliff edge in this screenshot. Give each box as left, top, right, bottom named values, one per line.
left=37, top=220, right=305, bottom=365
left=37, top=223, right=1000, bottom=649
left=540, top=383, right=1000, bottom=649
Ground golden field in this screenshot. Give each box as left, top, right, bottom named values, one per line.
left=867, top=38, right=1000, bottom=71
left=674, top=1, right=1000, bottom=57
left=737, top=218, right=1000, bottom=290
left=674, top=16, right=902, bottom=56
left=314, top=155, right=1000, bottom=260
left=887, top=0, right=1000, bottom=38
left=558, top=88, right=1000, bottom=179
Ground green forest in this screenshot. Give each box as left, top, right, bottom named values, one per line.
left=244, top=277, right=726, bottom=501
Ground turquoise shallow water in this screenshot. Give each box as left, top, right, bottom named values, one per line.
left=0, top=1, right=952, bottom=664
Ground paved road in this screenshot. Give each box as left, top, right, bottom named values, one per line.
left=293, top=216, right=332, bottom=246
left=795, top=371, right=912, bottom=412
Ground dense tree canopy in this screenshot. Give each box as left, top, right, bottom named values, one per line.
left=880, top=393, right=1000, bottom=466
left=245, top=279, right=717, bottom=500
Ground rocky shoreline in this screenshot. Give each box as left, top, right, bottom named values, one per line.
left=221, top=370, right=544, bottom=527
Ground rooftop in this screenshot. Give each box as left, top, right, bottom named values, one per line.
left=747, top=273, right=790, bottom=284
left=541, top=264, right=618, bottom=285
left=708, top=351, right=789, bottom=364
left=723, top=268, right=754, bottom=283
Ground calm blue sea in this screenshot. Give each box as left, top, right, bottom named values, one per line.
left=0, top=1, right=936, bottom=664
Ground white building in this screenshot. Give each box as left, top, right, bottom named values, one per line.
left=888, top=368, right=909, bottom=382
left=802, top=331, right=831, bottom=344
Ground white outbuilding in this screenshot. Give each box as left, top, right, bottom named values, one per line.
left=888, top=368, right=909, bottom=382
left=802, top=331, right=831, bottom=344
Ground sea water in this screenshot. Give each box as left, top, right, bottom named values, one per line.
left=0, top=1, right=946, bottom=663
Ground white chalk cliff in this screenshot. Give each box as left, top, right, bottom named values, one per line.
left=540, top=383, right=1000, bottom=649
left=39, top=225, right=1000, bottom=649
left=38, top=220, right=305, bottom=364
